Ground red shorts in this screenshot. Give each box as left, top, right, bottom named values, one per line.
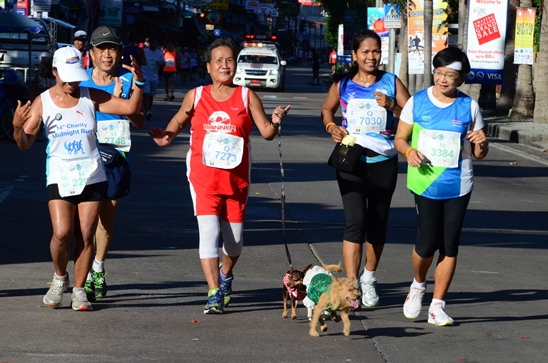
left=191, top=186, right=249, bottom=223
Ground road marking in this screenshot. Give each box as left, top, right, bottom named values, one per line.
left=0, top=183, right=13, bottom=203
left=470, top=271, right=499, bottom=274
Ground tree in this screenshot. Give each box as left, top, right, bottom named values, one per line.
left=423, top=0, right=433, bottom=88
left=533, top=3, right=548, bottom=123
left=498, top=0, right=519, bottom=115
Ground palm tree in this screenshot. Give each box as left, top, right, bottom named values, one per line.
left=533, top=3, right=548, bottom=123
left=423, top=0, right=433, bottom=88
left=498, top=0, right=519, bottom=115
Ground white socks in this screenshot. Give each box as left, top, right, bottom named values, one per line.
left=360, top=269, right=376, bottom=282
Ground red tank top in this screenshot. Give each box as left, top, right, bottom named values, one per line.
left=187, top=85, right=252, bottom=194
left=163, top=49, right=177, bottom=72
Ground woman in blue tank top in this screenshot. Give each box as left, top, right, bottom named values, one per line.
left=394, top=47, right=488, bottom=326
left=321, top=30, right=411, bottom=308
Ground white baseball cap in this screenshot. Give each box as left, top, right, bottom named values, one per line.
left=73, top=30, right=87, bottom=40
left=52, top=46, right=89, bottom=82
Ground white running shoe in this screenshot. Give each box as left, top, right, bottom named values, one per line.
left=428, top=301, right=454, bottom=326
left=360, top=279, right=379, bottom=307
left=43, top=273, right=69, bottom=308
left=403, top=284, right=426, bottom=319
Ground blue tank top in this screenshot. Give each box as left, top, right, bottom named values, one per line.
left=80, top=67, right=133, bottom=122
left=339, top=71, right=398, bottom=162
left=408, top=88, right=474, bottom=199
left=80, top=67, right=134, bottom=153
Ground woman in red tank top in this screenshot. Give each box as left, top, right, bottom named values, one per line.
left=148, top=37, right=290, bottom=314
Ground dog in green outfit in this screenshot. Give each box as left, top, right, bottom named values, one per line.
left=303, top=264, right=361, bottom=337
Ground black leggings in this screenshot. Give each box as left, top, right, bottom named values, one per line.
left=414, top=192, right=472, bottom=258
left=337, top=156, right=398, bottom=245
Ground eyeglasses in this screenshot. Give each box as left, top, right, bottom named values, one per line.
left=433, top=69, right=459, bottom=80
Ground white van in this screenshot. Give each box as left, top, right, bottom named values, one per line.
left=233, top=41, right=286, bottom=92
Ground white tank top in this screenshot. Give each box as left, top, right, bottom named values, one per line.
left=41, top=86, right=106, bottom=187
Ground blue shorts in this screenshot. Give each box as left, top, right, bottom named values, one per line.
left=143, top=80, right=158, bottom=97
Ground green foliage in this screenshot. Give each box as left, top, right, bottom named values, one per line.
left=534, top=0, right=541, bottom=52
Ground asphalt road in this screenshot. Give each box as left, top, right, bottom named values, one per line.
left=0, top=65, right=547, bottom=363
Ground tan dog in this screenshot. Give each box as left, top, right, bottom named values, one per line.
left=282, top=264, right=312, bottom=319
left=304, top=264, right=361, bottom=337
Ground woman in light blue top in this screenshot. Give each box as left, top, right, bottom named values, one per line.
left=321, top=30, right=410, bottom=308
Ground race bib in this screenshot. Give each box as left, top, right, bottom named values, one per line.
left=166, top=59, right=175, bottom=67
left=417, top=129, right=461, bottom=168
left=346, top=99, right=387, bottom=135
left=202, top=133, right=244, bottom=169
left=56, top=158, right=98, bottom=197
left=96, top=120, right=131, bottom=152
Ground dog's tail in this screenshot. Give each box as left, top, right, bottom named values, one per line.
left=322, top=264, right=342, bottom=273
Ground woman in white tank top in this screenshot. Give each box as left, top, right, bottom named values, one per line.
left=11, top=46, right=144, bottom=312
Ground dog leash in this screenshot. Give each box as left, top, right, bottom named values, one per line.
left=277, top=124, right=293, bottom=268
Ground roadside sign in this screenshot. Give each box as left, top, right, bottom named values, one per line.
left=384, top=4, right=401, bottom=29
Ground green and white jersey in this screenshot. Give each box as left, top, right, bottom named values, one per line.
left=400, top=87, right=484, bottom=199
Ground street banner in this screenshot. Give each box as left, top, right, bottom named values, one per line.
left=367, top=7, right=389, bottom=65
left=97, top=0, right=123, bottom=26
left=204, top=0, right=229, bottom=10
left=514, top=7, right=535, bottom=65
left=384, top=4, right=401, bottom=29
left=16, top=0, right=28, bottom=15
left=466, top=0, right=508, bottom=84
left=337, top=24, right=344, bottom=56
left=408, top=0, right=449, bottom=74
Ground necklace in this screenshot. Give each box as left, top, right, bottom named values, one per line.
left=359, top=74, right=376, bottom=88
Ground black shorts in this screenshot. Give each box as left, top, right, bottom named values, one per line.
left=163, top=71, right=176, bottom=79
left=47, top=182, right=107, bottom=204
left=413, top=192, right=472, bottom=258
left=337, top=155, right=398, bottom=245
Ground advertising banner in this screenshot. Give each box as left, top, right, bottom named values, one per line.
left=367, top=8, right=389, bottom=65
left=466, top=0, right=508, bottom=84
left=98, top=0, right=123, bottom=26
left=514, top=7, right=535, bottom=65
left=337, top=24, right=344, bottom=56
left=408, top=0, right=449, bottom=74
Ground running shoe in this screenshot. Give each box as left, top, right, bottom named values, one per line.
left=164, top=95, right=170, bottom=101
left=428, top=301, right=454, bottom=326
left=71, top=287, right=93, bottom=311
left=84, top=279, right=96, bottom=301
left=91, top=269, right=107, bottom=298
left=219, top=263, right=233, bottom=307
left=403, top=284, right=426, bottom=320
left=43, top=273, right=69, bottom=308
left=204, top=288, right=224, bottom=314
left=169, top=95, right=175, bottom=101
left=360, top=278, right=379, bottom=307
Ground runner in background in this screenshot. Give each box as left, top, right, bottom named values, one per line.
left=163, top=40, right=177, bottom=100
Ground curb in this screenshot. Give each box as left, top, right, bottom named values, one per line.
left=485, top=120, right=548, bottom=150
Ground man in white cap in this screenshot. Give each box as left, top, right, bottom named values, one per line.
left=80, top=26, right=145, bottom=301
left=73, top=30, right=90, bottom=69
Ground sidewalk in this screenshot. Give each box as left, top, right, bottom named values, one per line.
left=484, top=116, right=548, bottom=150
